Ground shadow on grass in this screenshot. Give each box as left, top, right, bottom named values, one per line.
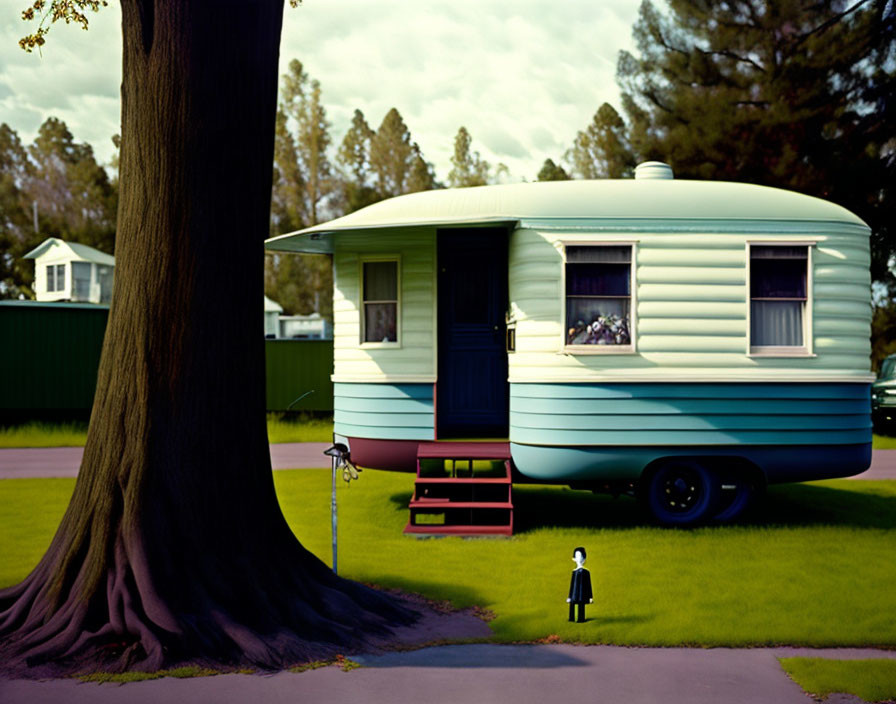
left=748, top=482, right=896, bottom=529
left=357, top=643, right=592, bottom=668
left=391, top=481, right=896, bottom=533
left=371, top=574, right=489, bottom=611
left=587, top=614, right=654, bottom=627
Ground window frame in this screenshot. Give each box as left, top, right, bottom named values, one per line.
left=359, top=255, right=401, bottom=348
left=46, top=263, right=66, bottom=293
left=71, top=261, right=92, bottom=300
left=561, top=241, right=637, bottom=355
left=746, top=241, right=815, bottom=357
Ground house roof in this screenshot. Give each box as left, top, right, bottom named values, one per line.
left=265, top=178, right=869, bottom=254
left=23, top=237, right=115, bottom=266
left=264, top=295, right=284, bottom=313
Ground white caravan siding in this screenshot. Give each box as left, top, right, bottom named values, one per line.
left=332, top=228, right=436, bottom=382
left=508, top=224, right=870, bottom=383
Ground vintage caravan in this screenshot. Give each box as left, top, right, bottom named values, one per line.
left=266, top=162, right=873, bottom=527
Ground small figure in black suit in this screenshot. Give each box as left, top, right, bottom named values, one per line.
left=567, top=546, right=593, bottom=623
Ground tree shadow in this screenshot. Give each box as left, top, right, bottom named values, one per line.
left=585, top=614, right=654, bottom=626
left=370, top=574, right=488, bottom=610
left=357, top=643, right=593, bottom=668
left=745, top=482, right=896, bottom=529
left=391, top=481, right=896, bottom=532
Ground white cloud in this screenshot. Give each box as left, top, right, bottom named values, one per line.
left=2, top=0, right=641, bottom=179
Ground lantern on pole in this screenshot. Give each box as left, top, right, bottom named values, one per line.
left=323, top=443, right=361, bottom=575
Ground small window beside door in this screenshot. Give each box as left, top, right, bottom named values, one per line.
left=361, top=258, right=399, bottom=345
left=749, top=244, right=811, bottom=355
left=564, top=244, right=634, bottom=351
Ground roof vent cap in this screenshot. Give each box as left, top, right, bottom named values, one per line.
left=634, top=161, right=674, bottom=180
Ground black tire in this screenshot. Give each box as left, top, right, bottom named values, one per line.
left=713, top=474, right=759, bottom=523
left=644, top=460, right=721, bottom=527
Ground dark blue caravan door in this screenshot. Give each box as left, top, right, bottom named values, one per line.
left=437, top=228, right=509, bottom=438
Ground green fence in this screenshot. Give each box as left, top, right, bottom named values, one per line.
left=265, top=339, right=333, bottom=412
left=0, top=302, right=109, bottom=412
left=0, top=301, right=333, bottom=415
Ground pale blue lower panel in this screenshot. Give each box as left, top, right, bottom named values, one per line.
left=334, top=382, right=434, bottom=441
left=510, top=442, right=872, bottom=484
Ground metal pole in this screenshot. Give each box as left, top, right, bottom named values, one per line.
left=331, top=454, right=338, bottom=574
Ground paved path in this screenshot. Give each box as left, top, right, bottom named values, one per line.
left=1, top=644, right=892, bottom=704
left=1, top=444, right=895, bottom=480
left=0, top=443, right=332, bottom=478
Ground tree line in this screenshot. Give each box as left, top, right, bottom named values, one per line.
left=2, top=0, right=893, bottom=360
left=0, top=59, right=516, bottom=316
left=565, top=0, right=894, bottom=365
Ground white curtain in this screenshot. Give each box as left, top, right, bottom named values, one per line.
left=751, top=301, right=803, bottom=346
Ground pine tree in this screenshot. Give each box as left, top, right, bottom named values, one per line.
left=334, top=109, right=380, bottom=213
left=447, top=126, right=491, bottom=188
left=535, top=158, right=570, bottom=182
left=616, top=0, right=895, bottom=290
left=369, top=108, right=433, bottom=197
left=268, top=60, right=335, bottom=319
left=565, top=103, right=635, bottom=179
left=276, top=59, right=333, bottom=227
left=405, top=143, right=437, bottom=193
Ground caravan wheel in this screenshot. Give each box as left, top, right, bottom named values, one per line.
left=713, top=472, right=763, bottom=523
left=644, top=460, right=720, bottom=527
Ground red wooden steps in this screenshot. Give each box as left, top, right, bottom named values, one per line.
left=404, top=442, right=514, bottom=536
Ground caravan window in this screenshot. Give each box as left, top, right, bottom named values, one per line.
left=565, top=244, right=633, bottom=349
left=361, top=259, right=399, bottom=344
left=749, top=245, right=810, bottom=353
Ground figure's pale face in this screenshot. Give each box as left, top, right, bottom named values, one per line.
left=573, top=550, right=585, bottom=568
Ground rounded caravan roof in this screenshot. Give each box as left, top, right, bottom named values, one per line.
left=265, top=177, right=869, bottom=254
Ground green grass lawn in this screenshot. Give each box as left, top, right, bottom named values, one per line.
left=873, top=433, right=896, bottom=450
left=0, top=414, right=334, bottom=448
left=0, top=422, right=89, bottom=448
left=265, top=413, right=333, bottom=443
left=779, top=657, right=896, bottom=703
left=3, top=470, right=895, bottom=647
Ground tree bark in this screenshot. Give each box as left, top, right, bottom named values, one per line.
left=0, top=0, right=413, bottom=676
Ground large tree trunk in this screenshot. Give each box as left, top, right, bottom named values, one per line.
left=0, top=0, right=412, bottom=676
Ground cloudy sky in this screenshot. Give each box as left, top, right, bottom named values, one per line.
left=1, top=0, right=642, bottom=181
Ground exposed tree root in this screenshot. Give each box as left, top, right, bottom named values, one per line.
left=1, top=0, right=420, bottom=680
left=0, top=522, right=416, bottom=678
left=0, top=456, right=416, bottom=679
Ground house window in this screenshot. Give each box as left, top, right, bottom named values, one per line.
left=97, top=266, right=113, bottom=303
left=72, top=262, right=91, bottom=300
left=565, top=244, right=633, bottom=348
left=46, top=264, right=65, bottom=293
left=749, top=245, right=809, bottom=353
left=362, top=259, right=399, bottom=344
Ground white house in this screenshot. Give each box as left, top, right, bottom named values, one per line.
left=264, top=295, right=283, bottom=337
left=24, top=237, right=114, bottom=304
left=278, top=312, right=332, bottom=339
